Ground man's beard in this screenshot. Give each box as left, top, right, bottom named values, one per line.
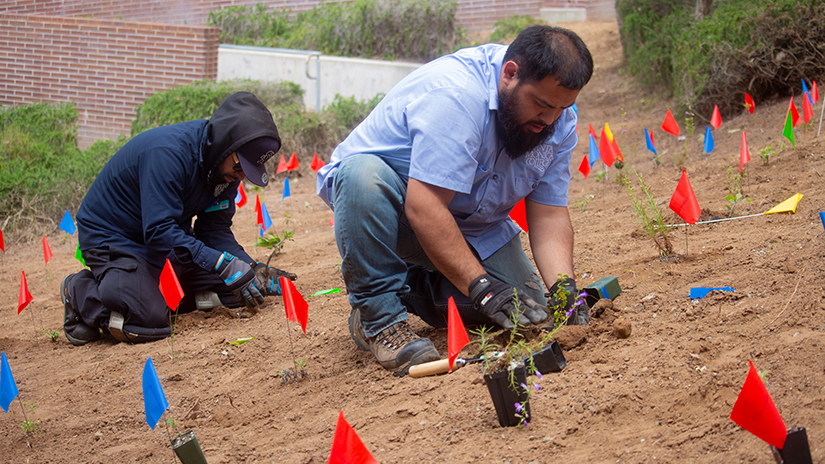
left=496, top=87, right=556, bottom=159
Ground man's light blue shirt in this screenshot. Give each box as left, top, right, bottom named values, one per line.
left=317, top=43, right=578, bottom=260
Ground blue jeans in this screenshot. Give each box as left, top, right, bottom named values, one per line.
left=329, top=154, right=546, bottom=337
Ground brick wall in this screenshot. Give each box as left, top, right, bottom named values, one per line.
left=0, top=0, right=615, bottom=33
left=0, top=13, right=218, bottom=147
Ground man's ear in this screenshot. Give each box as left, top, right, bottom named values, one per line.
left=501, top=60, right=519, bottom=86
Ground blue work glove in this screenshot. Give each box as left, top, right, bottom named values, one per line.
left=215, top=252, right=264, bottom=308
left=254, top=262, right=297, bottom=295
left=468, top=273, right=548, bottom=329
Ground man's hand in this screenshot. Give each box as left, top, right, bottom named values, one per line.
left=547, top=277, right=589, bottom=326
left=254, top=263, right=297, bottom=295
left=215, top=252, right=264, bottom=308
left=468, top=274, right=548, bottom=329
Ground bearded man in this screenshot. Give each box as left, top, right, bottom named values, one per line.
left=316, top=25, right=593, bottom=375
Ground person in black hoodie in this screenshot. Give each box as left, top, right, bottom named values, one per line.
left=61, top=91, right=294, bottom=345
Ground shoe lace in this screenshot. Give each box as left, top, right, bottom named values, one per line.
left=375, top=321, right=418, bottom=351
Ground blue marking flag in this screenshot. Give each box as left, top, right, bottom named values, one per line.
left=261, top=202, right=273, bottom=236
left=819, top=212, right=825, bottom=231
left=282, top=177, right=291, bottom=202
left=802, top=80, right=813, bottom=105
left=59, top=210, right=76, bottom=235
left=644, top=128, right=657, bottom=155
left=690, top=286, right=734, bottom=299
left=142, top=357, right=169, bottom=430
left=588, top=133, right=600, bottom=167
left=1, top=352, right=20, bottom=413
left=704, top=126, right=714, bottom=154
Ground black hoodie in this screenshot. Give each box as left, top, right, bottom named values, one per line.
left=77, top=92, right=281, bottom=272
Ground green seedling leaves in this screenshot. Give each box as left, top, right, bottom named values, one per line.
left=229, top=337, right=255, bottom=346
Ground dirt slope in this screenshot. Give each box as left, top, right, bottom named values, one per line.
left=1, top=20, right=823, bottom=463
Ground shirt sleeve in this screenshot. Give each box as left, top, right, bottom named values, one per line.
left=193, top=187, right=253, bottom=265
left=137, top=146, right=225, bottom=271
left=527, top=108, right=578, bottom=207
left=405, top=87, right=488, bottom=194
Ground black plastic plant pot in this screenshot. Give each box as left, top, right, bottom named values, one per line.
left=524, top=340, right=567, bottom=374
left=483, top=366, right=530, bottom=427
left=771, top=427, right=813, bottom=464
left=171, top=430, right=208, bottom=464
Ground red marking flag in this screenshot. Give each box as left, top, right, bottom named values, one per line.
left=281, top=277, right=308, bottom=334
left=509, top=199, right=528, bottom=232
left=0, top=228, right=4, bottom=253
left=578, top=154, right=590, bottom=179
left=447, top=296, right=470, bottom=372
left=813, top=81, right=819, bottom=103
left=710, top=105, right=722, bottom=130
left=802, top=93, right=813, bottom=124
left=276, top=153, right=288, bottom=174
left=42, top=235, right=53, bottom=264
left=744, top=93, right=755, bottom=114
left=669, top=170, right=700, bottom=224
left=311, top=152, right=325, bottom=172
left=588, top=123, right=598, bottom=143
left=740, top=131, right=750, bottom=173
left=788, top=97, right=800, bottom=128
left=661, top=108, right=680, bottom=137
left=328, top=411, right=378, bottom=464
left=18, top=271, right=33, bottom=314
left=235, top=183, right=248, bottom=208
left=599, top=127, right=616, bottom=166
left=730, top=360, right=787, bottom=449
left=255, top=195, right=263, bottom=227
left=286, top=152, right=299, bottom=172
left=158, top=258, right=184, bottom=311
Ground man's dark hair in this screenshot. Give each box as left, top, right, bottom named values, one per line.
left=503, top=25, right=593, bottom=90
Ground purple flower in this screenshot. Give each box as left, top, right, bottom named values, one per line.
left=565, top=306, right=576, bottom=318
left=520, top=383, right=528, bottom=391
left=514, top=402, right=523, bottom=412
left=534, top=383, right=541, bottom=392
left=535, top=371, right=543, bottom=379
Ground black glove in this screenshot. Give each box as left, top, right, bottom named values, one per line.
left=546, top=277, right=589, bottom=326
left=468, top=273, right=548, bottom=329
left=215, top=252, right=265, bottom=308
left=254, top=262, right=297, bottom=295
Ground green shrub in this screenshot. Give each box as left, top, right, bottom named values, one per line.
left=132, top=79, right=303, bottom=136
left=489, top=15, right=545, bottom=44
left=617, top=0, right=825, bottom=118
left=0, top=103, right=125, bottom=239
left=208, top=0, right=462, bottom=62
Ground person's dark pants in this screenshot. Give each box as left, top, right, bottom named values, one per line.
left=70, top=246, right=237, bottom=330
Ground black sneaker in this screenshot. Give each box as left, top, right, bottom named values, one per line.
left=61, top=273, right=100, bottom=346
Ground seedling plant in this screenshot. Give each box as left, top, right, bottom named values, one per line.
left=625, top=168, right=673, bottom=256
left=724, top=166, right=752, bottom=217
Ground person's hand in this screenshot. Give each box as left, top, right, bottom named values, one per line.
left=468, top=273, right=548, bottom=329
left=215, top=252, right=264, bottom=308
left=547, top=277, right=589, bottom=326
left=254, top=263, right=297, bottom=295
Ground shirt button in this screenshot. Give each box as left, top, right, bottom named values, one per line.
left=492, top=174, right=498, bottom=180
left=532, top=183, right=537, bottom=188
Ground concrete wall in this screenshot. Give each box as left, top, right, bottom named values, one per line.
left=0, top=0, right=616, bottom=33
left=0, top=13, right=218, bottom=147
left=218, top=45, right=420, bottom=111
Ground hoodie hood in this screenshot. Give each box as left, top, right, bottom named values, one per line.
left=203, top=92, right=281, bottom=185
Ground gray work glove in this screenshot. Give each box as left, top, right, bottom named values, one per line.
left=215, top=252, right=265, bottom=308
left=468, top=273, right=549, bottom=329
left=254, top=262, right=297, bottom=295
left=547, top=277, right=589, bottom=326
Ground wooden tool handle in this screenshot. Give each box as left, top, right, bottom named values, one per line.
left=408, top=358, right=453, bottom=378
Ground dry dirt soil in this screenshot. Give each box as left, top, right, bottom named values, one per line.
left=2, top=20, right=824, bottom=464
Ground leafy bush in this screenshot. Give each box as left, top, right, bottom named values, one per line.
left=132, top=79, right=303, bottom=136
left=0, top=103, right=127, bottom=239
left=489, top=15, right=545, bottom=44
left=617, top=0, right=825, bottom=118
left=208, top=0, right=462, bottom=62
